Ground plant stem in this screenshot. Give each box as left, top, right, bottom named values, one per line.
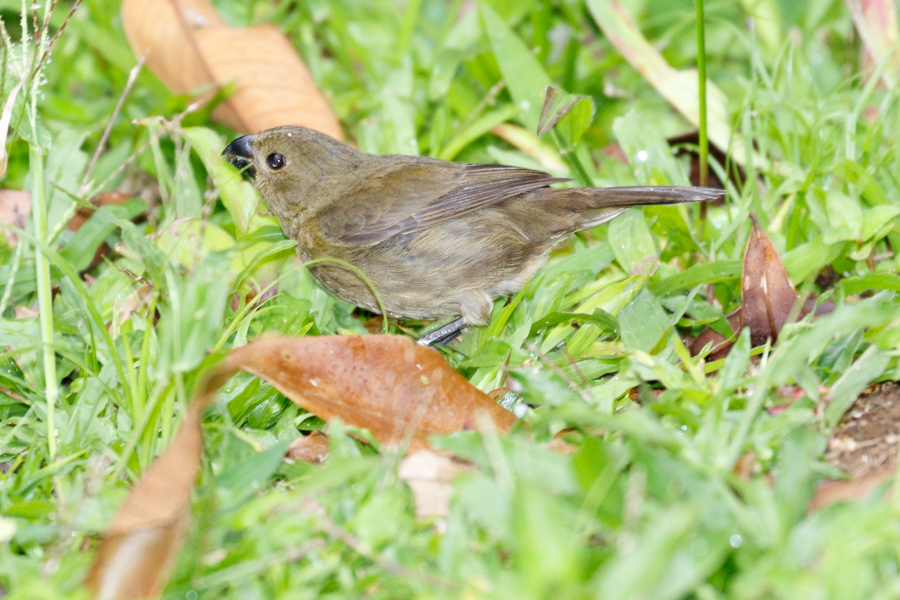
left=696, top=0, right=709, bottom=189
left=30, top=143, right=58, bottom=460
left=551, top=129, right=594, bottom=186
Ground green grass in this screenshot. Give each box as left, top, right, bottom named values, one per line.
left=3, top=0, right=900, bottom=598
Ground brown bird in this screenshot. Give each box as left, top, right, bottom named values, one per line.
left=224, top=126, right=724, bottom=344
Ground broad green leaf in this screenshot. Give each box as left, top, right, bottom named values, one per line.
left=612, top=110, right=689, bottom=186
left=651, top=261, right=741, bottom=296
left=141, top=218, right=235, bottom=271
left=782, top=237, right=843, bottom=282
left=824, top=191, right=863, bottom=242
left=538, top=86, right=596, bottom=147
left=861, top=204, right=900, bottom=240
left=824, top=345, right=890, bottom=426
left=837, top=273, right=900, bottom=295
left=480, top=3, right=551, bottom=131
left=608, top=208, right=658, bottom=275
left=619, top=287, right=668, bottom=352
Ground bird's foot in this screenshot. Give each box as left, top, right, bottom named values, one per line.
left=416, top=317, right=467, bottom=346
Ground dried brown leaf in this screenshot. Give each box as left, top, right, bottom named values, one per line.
left=85, top=395, right=208, bottom=600
left=223, top=335, right=516, bottom=450
left=67, top=191, right=131, bottom=232
left=399, top=450, right=468, bottom=520
left=14, top=305, right=39, bottom=319
left=0, top=189, right=31, bottom=245
left=87, top=335, right=512, bottom=598
left=741, top=218, right=805, bottom=347
left=688, top=308, right=741, bottom=360
left=111, top=284, right=155, bottom=334
left=285, top=431, right=329, bottom=464
left=689, top=221, right=808, bottom=358
left=121, top=0, right=342, bottom=139
left=807, top=464, right=894, bottom=512
left=85, top=365, right=237, bottom=599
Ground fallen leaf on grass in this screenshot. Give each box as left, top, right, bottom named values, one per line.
left=0, top=189, right=31, bottom=245
left=121, top=0, right=342, bottom=138
left=807, top=463, right=894, bottom=512
left=67, top=191, right=132, bottom=232
left=222, top=335, right=516, bottom=450
left=87, top=335, right=513, bottom=598
left=399, top=450, right=468, bottom=520
left=688, top=308, right=741, bottom=360
left=740, top=218, right=807, bottom=347
left=85, top=378, right=216, bottom=600
left=13, top=305, right=39, bottom=319
left=285, top=431, right=329, bottom=464
left=690, top=219, right=806, bottom=357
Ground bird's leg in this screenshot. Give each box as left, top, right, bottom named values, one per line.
left=416, top=317, right=467, bottom=346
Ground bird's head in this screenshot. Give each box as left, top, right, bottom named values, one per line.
left=223, top=125, right=359, bottom=219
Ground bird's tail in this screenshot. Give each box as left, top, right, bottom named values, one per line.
left=567, top=185, right=724, bottom=207
left=536, top=185, right=725, bottom=233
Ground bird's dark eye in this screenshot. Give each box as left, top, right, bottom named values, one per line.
left=266, top=153, right=286, bottom=170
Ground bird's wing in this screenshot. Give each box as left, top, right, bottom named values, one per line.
left=316, top=159, right=570, bottom=245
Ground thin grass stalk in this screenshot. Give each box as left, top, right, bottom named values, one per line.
left=30, top=144, right=57, bottom=460
left=26, top=0, right=59, bottom=460
left=696, top=0, right=709, bottom=187
left=696, top=0, right=710, bottom=239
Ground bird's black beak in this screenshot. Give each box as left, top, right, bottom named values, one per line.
left=223, top=134, right=257, bottom=178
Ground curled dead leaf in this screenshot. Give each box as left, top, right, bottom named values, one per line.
left=121, top=0, right=342, bottom=138
left=87, top=335, right=513, bottom=598
left=741, top=218, right=806, bottom=347
left=85, top=395, right=208, bottom=600
left=223, top=335, right=516, bottom=450
left=690, top=219, right=807, bottom=359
